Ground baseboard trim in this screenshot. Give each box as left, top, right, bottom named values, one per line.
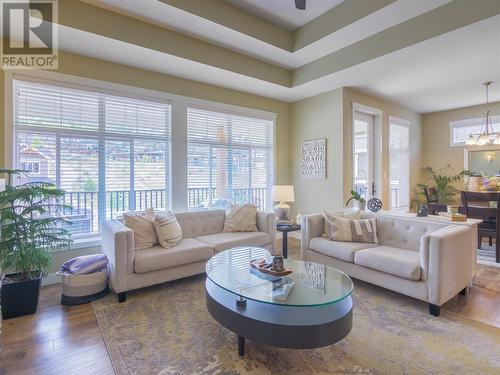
left=42, top=273, right=61, bottom=286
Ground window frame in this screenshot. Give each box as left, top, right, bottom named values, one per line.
left=388, top=116, right=410, bottom=210
left=185, top=104, right=275, bottom=211
left=449, top=116, right=500, bottom=147
left=4, top=70, right=277, bottom=248
left=12, top=75, right=173, bottom=240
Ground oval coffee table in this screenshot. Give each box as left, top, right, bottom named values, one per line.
left=205, top=247, right=353, bottom=356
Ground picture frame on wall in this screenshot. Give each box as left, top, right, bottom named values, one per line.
left=301, top=138, right=326, bottom=180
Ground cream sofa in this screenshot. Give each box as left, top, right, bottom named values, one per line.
left=301, top=212, right=474, bottom=316
left=102, top=209, right=276, bottom=302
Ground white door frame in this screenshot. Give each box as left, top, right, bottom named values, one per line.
left=352, top=102, right=383, bottom=199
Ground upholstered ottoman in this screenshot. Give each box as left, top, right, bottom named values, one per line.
left=57, top=254, right=110, bottom=306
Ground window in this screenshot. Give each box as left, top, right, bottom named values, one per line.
left=13, top=79, right=171, bottom=236
left=450, top=116, right=500, bottom=146
left=20, top=161, right=40, bottom=174
left=186, top=107, right=273, bottom=210
left=389, top=117, right=410, bottom=209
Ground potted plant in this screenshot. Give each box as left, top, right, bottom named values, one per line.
left=0, top=168, right=72, bottom=319
left=416, top=164, right=472, bottom=204
left=346, top=190, right=366, bottom=210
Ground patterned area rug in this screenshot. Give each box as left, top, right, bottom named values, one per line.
left=93, top=240, right=500, bottom=375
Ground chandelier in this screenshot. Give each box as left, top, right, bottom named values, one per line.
left=465, top=82, right=497, bottom=146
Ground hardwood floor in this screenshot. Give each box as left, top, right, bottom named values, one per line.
left=0, top=284, right=114, bottom=375
left=1, top=241, right=499, bottom=374
left=443, top=263, right=500, bottom=328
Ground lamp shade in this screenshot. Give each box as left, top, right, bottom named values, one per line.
left=272, top=185, right=294, bottom=203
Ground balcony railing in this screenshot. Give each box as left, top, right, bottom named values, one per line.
left=60, top=187, right=268, bottom=234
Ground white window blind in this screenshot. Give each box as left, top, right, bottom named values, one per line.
left=186, top=107, right=273, bottom=210
left=389, top=118, right=410, bottom=209
left=13, top=79, right=171, bottom=236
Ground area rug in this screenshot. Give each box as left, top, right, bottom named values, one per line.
left=93, top=273, right=500, bottom=374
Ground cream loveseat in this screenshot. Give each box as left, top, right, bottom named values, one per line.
left=301, top=212, right=474, bottom=316
left=102, top=209, right=276, bottom=302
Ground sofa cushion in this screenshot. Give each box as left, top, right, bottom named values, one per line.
left=153, top=211, right=182, bottom=249
left=322, top=208, right=361, bottom=236
left=223, top=203, right=258, bottom=232
left=196, top=231, right=269, bottom=252
left=375, top=215, right=444, bottom=251
left=354, top=246, right=421, bottom=281
left=134, top=238, right=213, bottom=274
left=175, top=209, right=225, bottom=239
left=123, top=208, right=158, bottom=250
left=309, top=237, right=378, bottom=263
left=323, top=211, right=378, bottom=244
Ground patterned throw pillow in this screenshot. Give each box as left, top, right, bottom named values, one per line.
left=323, top=208, right=361, bottom=236
left=323, top=210, right=378, bottom=244
left=154, top=211, right=183, bottom=249
left=223, top=203, right=258, bottom=232
left=123, top=208, right=158, bottom=250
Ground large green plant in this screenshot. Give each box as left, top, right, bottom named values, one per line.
left=416, top=164, right=472, bottom=204
left=0, top=168, right=72, bottom=280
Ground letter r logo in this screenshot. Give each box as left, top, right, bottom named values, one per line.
left=2, top=1, right=54, bottom=55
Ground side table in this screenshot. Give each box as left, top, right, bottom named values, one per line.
left=276, top=224, right=301, bottom=258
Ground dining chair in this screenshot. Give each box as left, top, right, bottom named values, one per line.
left=461, top=191, right=500, bottom=263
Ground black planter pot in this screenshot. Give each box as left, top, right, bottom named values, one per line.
left=1, top=271, right=42, bottom=320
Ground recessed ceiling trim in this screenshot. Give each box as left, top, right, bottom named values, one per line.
left=293, top=0, right=396, bottom=51
left=157, top=0, right=293, bottom=51
left=62, top=0, right=292, bottom=87
left=294, top=0, right=500, bottom=86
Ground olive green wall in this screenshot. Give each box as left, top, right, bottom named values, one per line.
left=291, top=87, right=422, bottom=215
left=290, top=88, right=344, bottom=215
left=422, top=101, right=500, bottom=172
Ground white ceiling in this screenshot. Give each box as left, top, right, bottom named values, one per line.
left=225, top=0, right=344, bottom=30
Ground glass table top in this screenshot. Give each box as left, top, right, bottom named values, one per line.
left=206, top=247, right=354, bottom=306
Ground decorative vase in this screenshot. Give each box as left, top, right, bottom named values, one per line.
left=354, top=200, right=366, bottom=211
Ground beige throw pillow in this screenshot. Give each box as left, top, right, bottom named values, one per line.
left=154, top=211, right=182, bottom=249
left=123, top=208, right=158, bottom=250
left=323, top=210, right=378, bottom=244
left=223, top=203, right=258, bottom=232
left=323, top=208, right=361, bottom=236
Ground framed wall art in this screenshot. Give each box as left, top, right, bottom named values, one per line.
left=301, top=138, right=326, bottom=180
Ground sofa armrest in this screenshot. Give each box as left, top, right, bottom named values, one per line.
left=301, top=214, right=324, bottom=260
left=421, top=225, right=473, bottom=306
left=101, top=220, right=134, bottom=293
left=256, top=211, right=277, bottom=252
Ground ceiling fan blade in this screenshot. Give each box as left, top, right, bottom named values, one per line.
left=295, top=0, right=306, bottom=10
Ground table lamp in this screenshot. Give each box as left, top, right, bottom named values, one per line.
left=272, top=185, right=294, bottom=222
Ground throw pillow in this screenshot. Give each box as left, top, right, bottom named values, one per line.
left=323, top=208, right=361, bottom=236
left=123, top=208, right=158, bottom=250
left=323, top=210, right=378, bottom=244
left=223, top=203, right=258, bottom=232
left=154, top=211, right=183, bottom=249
